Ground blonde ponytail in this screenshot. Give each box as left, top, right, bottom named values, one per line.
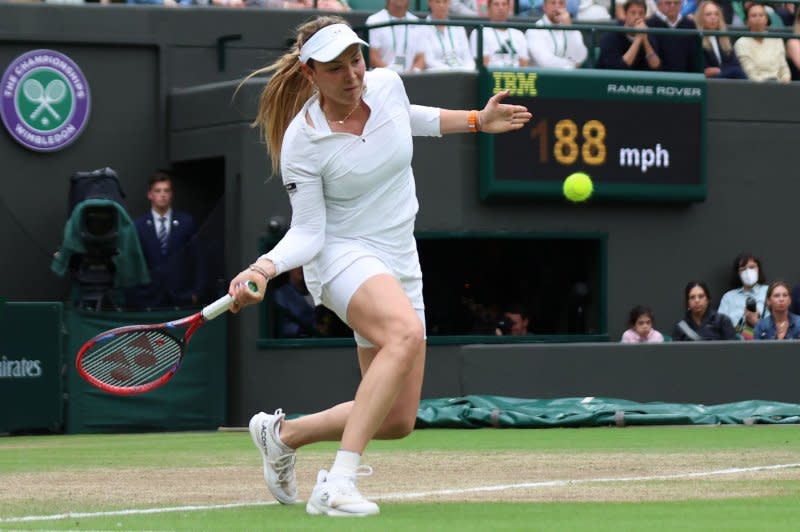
left=241, top=16, right=350, bottom=176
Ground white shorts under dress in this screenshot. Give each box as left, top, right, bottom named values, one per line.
left=318, top=254, right=426, bottom=348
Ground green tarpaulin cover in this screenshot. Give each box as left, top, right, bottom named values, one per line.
left=416, top=396, right=800, bottom=428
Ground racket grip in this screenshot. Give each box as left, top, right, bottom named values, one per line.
left=201, top=281, right=259, bottom=321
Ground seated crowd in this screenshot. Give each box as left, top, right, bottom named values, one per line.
left=34, top=0, right=799, bottom=82
left=621, top=252, right=800, bottom=343
left=14, top=0, right=799, bottom=80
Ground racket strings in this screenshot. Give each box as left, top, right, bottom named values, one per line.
left=80, top=330, right=182, bottom=387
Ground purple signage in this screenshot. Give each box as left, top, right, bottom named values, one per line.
left=1, top=49, right=91, bottom=152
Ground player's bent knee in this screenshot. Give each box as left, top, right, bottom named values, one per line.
left=375, top=414, right=416, bottom=440
left=388, top=318, right=425, bottom=356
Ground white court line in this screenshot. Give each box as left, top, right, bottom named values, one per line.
left=2, top=462, right=799, bottom=524
left=0, top=501, right=279, bottom=524
left=373, top=462, right=800, bottom=500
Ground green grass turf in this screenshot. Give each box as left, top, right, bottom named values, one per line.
left=1, top=426, right=799, bottom=530
left=1, top=425, right=799, bottom=473
left=4, top=498, right=800, bottom=531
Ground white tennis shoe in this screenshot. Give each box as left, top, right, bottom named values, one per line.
left=306, top=467, right=380, bottom=517
left=248, top=409, right=297, bottom=505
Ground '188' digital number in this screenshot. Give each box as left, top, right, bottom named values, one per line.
left=530, top=119, right=607, bottom=166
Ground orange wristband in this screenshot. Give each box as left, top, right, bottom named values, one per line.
left=467, top=110, right=479, bottom=133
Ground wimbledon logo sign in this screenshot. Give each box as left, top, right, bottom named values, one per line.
left=1, top=49, right=91, bottom=152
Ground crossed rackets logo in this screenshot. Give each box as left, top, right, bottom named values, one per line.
left=17, top=70, right=71, bottom=131
left=1, top=49, right=91, bottom=152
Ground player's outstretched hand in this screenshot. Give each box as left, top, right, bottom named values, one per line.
left=479, top=90, right=532, bottom=134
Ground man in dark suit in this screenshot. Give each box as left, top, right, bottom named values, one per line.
left=129, top=171, right=205, bottom=309
left=646, top=0, right=700, bottom=72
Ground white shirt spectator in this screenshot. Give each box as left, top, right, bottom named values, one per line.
left=575, top=0, right=611, bottom=21
left=449, top=0, right=485, bottom=16
left=526, top=14, right=588, bottom=68
left=470, top=27, right=530, bottom=67
left=366, top=8, right=421, bottom=72
left=421, top=16, right=476, bottom=71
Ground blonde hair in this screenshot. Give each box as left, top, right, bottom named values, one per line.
left=241, top=16, right=349, bottom=176
left=695, top=0, right=732, bottom=54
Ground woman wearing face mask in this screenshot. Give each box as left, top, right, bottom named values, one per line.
left=717, top=252, right=768, bottom=340
left=754, top=281, right=800, bottom=340
left=673, top=281, right=737, bottom=341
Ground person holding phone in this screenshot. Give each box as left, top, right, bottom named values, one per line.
left=718, top=252, right=768, bottom=340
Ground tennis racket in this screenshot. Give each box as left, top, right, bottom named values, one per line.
left=76, top=281, right=257, bottom=396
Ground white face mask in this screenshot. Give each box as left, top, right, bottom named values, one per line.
left=740, top=267, right=758, bottom=287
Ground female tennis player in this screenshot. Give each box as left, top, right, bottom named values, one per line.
left=228, top=16, right=531, bottom=517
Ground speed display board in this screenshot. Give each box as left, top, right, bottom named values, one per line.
left=479, top=68, right=706, bottom=202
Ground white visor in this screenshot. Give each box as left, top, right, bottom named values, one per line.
left=299, top=24, right=369, bottom=64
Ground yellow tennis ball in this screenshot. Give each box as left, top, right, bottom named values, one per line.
left=563, top=172, right=593, bottom=202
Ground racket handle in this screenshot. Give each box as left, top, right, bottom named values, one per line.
left=202, top=281, right=258, bottom=321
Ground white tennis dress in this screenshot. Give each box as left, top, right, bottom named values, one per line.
left=262, top=68, right=441, bottom=319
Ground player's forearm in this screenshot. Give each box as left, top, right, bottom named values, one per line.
left=439, top=109, right=482, bottom=134
left=253, top=257, right=278, bottom=280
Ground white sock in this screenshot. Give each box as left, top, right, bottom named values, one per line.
left=272, top=417, right=294, bottom=451
left=329, top=449, right=361, bottom=477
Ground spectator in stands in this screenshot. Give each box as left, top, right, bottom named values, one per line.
left=732, top=1, right=791, bottom=27
left=695, top=0, right=746, bottom=78
left=494, top=304, right=532, bottom=336
left=130, top=171, right=206, bottom=309
left=646, top=0, right=700, bottom=72
left=598, top=0, right=662, bottom=70
left=575, top=0, right=612, bottom=21
left=718, top=252, right=767, bottom=340
left=791, top=280, right=800, bottom=316
left=734, top=2, right=791, bottom=82
left=621, top=304, right=665, bottom=343
left=278, top=0, right=350, bottom=10
left=527, top=0, right=589, bottom=68
left=754, top=281, right=800, bottom=340
left=127, top=0, right=203, bottom=5
left=615, top=0, right=658, bottom=20
left=470, top=0, right=531, bottom=67
left=785, top=8, right=800, bottom=80
left=273, top=267, right=316, bottom=338
left=672, top=281, right=737, bottom=341
left=528, top=0, right=580, bottom=19
left=450, top=0, right=485, bottom=17
left=366, top=0, right=425, bottom=72
left=420, top=0, right=476, bottom=71
left=774, top=3, right=795, bottom=26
